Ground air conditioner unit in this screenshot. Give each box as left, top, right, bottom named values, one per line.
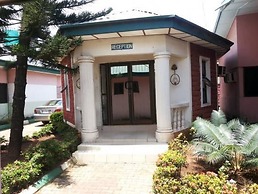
left=224, top=72, right=237, bottom=83
left=217, top=65, right=226, bottom=77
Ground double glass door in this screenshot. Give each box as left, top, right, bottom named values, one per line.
left=101, top=61, right=155, bottom=125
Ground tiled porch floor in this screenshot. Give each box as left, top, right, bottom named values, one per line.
left=96, top=125, right=157, bottom=144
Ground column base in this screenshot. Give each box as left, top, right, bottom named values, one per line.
left=155, top=129, right=173, bottom=143
left=81, top=130, right=99, bottom=143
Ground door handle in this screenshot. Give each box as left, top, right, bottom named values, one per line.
left=125, top=81, right=132, bottom=90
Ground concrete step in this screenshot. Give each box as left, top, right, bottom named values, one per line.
left=73, top=143, right=168, bottom=164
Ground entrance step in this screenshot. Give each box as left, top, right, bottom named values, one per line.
left=98, top=125, right=157, bottom=143
left=73, top=143, right=168, bottom=164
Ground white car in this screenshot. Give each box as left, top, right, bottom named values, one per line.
left=34, top=99, right=63, bottom=124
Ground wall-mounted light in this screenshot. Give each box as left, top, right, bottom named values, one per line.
left=170, top=64, right=180, bottom=85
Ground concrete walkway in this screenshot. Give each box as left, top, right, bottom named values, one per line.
left=0, top=121, right=44, bottom=141
left=34, top=126, right=167, bottom=194
left=36, top=163, right=156, bottom=194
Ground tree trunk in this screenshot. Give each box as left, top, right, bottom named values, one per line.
left=8, top=33, right=30, bottom=161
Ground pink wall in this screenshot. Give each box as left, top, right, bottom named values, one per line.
left=27, top=71, right=61, bottom=86
left=219, top=19, right=240, bottom=119
left=238, top=13, right=258, bottom=122
left=1, top=67, right=60, bottom=86
left=237, top=13, right=258, bottom=67
left=0, top=68, right=7, bottom=83
left=219, top=13, right=258, bottom=122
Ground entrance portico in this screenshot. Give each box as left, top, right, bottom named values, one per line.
left=59, top=13, right=233, bottom=148
left=77, top=51, right=173, bottom=143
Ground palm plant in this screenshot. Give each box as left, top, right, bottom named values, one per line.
left=192, top=110, right=258, bottom=174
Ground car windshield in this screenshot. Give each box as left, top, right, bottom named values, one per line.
left=45, top=100, right=61, bottom=106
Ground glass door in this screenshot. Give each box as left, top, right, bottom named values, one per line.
left=101, top=61, right=155, bottom=125
left=110, top=65, right=130, bottom=124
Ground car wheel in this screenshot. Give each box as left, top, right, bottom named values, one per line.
left=42, top=121, right=49, bottom=125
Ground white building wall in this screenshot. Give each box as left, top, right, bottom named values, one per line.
left=72, top=34, right=192, bottom=129
left=7, top=83, right=59, bottom=118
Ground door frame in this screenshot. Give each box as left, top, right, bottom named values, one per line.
left=101, top=60, right=156, bottom=125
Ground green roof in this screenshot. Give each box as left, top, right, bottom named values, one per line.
left=0, top=59, right=60, bottom=75
left=59, top=14, right=233, bottom=57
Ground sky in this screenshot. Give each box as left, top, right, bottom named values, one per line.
left=85, top=0, right=223, bottom=31
left=1, top=0, right=224, bottom=61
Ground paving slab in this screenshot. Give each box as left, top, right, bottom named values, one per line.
left=36, top=163, right=156, bottom=194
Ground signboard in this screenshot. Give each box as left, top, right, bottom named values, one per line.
left=111, top=43, right=133, bottom=50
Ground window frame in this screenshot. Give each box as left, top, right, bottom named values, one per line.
left=244, top=66, right=258, bottom=97
left=63, top=70, right=70, bottom=111
left=200, top=56, right=211, bottom=107
left=0, top=83, right=8, bottom=103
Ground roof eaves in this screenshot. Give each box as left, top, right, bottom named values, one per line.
left=59, top=14, right=233, bottom=55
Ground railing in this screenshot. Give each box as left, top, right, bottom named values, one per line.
left=171, top=103, right=189, bottom=132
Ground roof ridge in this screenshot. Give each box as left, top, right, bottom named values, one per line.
left=96, top=9, right=159, bottom=21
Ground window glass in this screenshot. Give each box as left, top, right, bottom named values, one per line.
left=244, top=67, right=258, bottom=97
left=0, top=83, right=7, bottom=103
left=200, top=56, right=211, bottom=107
left=64, top=72, right=70, bottom=111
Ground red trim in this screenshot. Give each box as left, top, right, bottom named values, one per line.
left=60, top=55, right=75, bottom=125
left=190, top=43, right=218, bottom=120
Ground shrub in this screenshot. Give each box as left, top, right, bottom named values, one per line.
left=153, top=174, right=181, bottom=194
left=192, top=110, right=258, bottom=175
left=168, top=133, right=188, bottom=155
left=50, top=112, right=67, bottom=133
left=153, top=170, right=238, bottom=194
left=241, top=183, right=258, bottom=194
left=60, top=126, right=81, bottom=153
left=24, top=139, right=70, bottom=171
left=153, top=136, right=188, bottom=193
left=1, top=160, right=42, bottom=194
left=2, top=113, right=80, bottom=194
left=32, top=123, right=54, bottom=139
left=178, top=172, right=238, bottom=194
left=156, top=150, right=187, bottom=178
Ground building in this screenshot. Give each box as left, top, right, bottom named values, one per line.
left=215, top=0, right=258, bottom=122
left=59, top=12, right=233, bottom=144
left=0, top=60, right=61, bottom=121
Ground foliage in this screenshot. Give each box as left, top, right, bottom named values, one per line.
left=0, top=1, right=112, bottom=63
left=240, top=183, right=258, bottom=194
left=0, top=135, right=8, bottom=144
left=24, top=139, right=70, bottom=171
left=176, top=172, right=238, bottom=194
left=153, top=135, right=188, bottom=193
left=153, top=131, right=258, bottom=194
left=2, top=117, right=80, bottom=193
left=32, top=123, right=54, bottom=138
left=1, top=160, right=42, bottom=194
left=22, top=135, right=31, bottom=142
left=192, top=110, right=258, bottom=174
left=1, top=135, right=8, bottom=150
left=50, top=111, right=66, bottom=133
left=2, top=0, right=112, bottom=160
left=168, top=133, right=189, bottom=154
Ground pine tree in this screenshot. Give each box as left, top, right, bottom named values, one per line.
left=0, top=0, right=112, bottom=160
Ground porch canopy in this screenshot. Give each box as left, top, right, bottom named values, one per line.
left=59, top=14, right=233, bottom=58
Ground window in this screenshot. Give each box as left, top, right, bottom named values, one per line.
left=0, top=83, right=7, bottom=103
left=63, top=71, right=70, bottom=111
left=244, top=67, right=258, bottom=97
left=114, top=82, right=124, bottom=95
left=200, top=56, right=211, bottom=107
